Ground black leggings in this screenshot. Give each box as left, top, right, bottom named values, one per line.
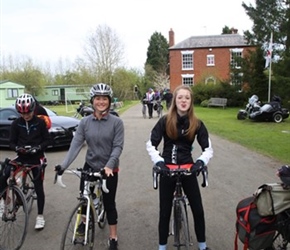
left=158, top=173, right=205, bottom=245
left=0, top=161, right=45, bottom=215
left=81, top=163, right=118, bottom=225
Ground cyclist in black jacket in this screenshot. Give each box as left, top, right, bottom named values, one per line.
left=0, top=93, right=51, bottom=230
left=146, top=85, right=213, bottom=250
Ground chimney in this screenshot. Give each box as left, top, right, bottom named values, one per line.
left=169, top=28, right=175, bottom=47
left=231, top=27, right=238, bottom=34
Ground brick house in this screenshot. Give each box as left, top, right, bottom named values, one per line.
left=168, top=28, right=255, bottom=91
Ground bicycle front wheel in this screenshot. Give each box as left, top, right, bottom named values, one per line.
left=0, top=186, right=28, bottom=250
left=173, top=199, right=190, bottom=250
left=142, top=105, right=146, bottom=118
left=158, top=106, right=163, bottom=118
left=60, top=200, right=95, bottom=250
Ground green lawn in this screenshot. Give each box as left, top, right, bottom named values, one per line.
left=195, top=106, right=290, bottom=163
left=48, top=101, right=290, bottom=163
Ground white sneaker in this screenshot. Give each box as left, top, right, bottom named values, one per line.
left=35, top=215, right=45, bottom=230
left=0, top=199, right=4, bottom=217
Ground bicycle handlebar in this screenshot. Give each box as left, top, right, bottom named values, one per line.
left=54, top=168, right=109, bottom=193
left=152, top=165, right=209, bottom=189
left=16, top=145, right=41, bottom=154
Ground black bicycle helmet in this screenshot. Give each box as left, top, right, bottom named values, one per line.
left=15, top=94, right=36, bottom=114
left=277, top=165, right=290, bottom=186
left=90, top=83, right=113, bottom=104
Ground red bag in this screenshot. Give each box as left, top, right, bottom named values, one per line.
left=235, top=196, right=276, bottom=250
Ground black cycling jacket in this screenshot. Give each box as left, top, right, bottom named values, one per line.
left=9, top=116, right=51, bottom=163
left=146, top=114, right=213, bottom=165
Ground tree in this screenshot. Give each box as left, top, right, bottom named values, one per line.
left=0, top=56, right=48, bottom=95
left=241, top=0, right=290, bottom=101
left=83, top=24, right=125, bottom=85
left=145, top=32, right=169, bottom=90
left=242, top=0, right=287, bottom=46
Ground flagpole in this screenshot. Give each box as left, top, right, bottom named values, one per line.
left=267, top=32, right=273, bottom=102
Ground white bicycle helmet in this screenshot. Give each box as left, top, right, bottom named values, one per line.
left=90, top=83, right=113, bottom=98
left=15, top=94, right=36, bottom=114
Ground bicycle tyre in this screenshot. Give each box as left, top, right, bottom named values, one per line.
left=60, top=200, right=95, bottom=250
left=22, top=172, right=35, bottom=214
left=96, top=189, right=107, bottom=229
left=173, top=199, right=190, bottom=250
left=142, top=105, right=146, bottom=119
left=0, top=186, right=28, bottom=250
left=158, top=106, right=163, bottom=118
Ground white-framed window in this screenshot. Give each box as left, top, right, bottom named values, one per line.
left=52, top=90, right=59, bottom=96
left=205, top=76, right=216, bottom=84
left=7, top=88, right=18, bottom=98
left=182, top=74, right=194, bottom=86
left=230, top=72, right=244, bottom=87
left=181, top=51, right=194, bottom=70
left=230, top=48, right=243, bottom=69
left=207, top=55, right=215, bottom=66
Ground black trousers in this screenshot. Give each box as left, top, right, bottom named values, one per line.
left=147, top=103, right=153, bottom=118
left=81, top=163, right=118, bottom=225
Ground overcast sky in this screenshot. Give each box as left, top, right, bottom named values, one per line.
left=0, top=0, right=255, bottom=71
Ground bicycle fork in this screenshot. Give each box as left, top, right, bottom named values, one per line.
left=73, top=196, right=92, bottom=245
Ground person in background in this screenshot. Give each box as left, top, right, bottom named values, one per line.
left=0, top=93, right=51, bottom=230
left=55, top=83, right=124, bottom=250
left=145, top=88, right=155, bottom=119
left=162, top=88, right=173, bottom=110
left=146, top=85, right=213, bottom=250
left=154, top=88, right=161, bottom=101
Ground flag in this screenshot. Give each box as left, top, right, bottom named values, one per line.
left=265, top=33, right=273, bottom=68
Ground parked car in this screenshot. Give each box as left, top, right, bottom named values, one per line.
left=0, top=106, right=79, bottom=148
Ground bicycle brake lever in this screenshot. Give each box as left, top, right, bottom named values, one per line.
left=102, top=179, right=109, bottom=193
left=56, top=175, right=66, bottom=188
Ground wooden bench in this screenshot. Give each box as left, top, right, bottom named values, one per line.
left=207, top=98, right=227, bottom=109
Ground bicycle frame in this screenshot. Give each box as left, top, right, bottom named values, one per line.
left=9, top=158, right=46, bottom=213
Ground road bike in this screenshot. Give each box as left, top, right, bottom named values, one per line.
left=0, top=158, right=29, bottom=250
left=9, top=156, right=46, bottom=214
left=55, top=168, right=108, bottom=250
left=142, top=99, right=148, bottom=118
left=152, top=164, right=208, bottom=250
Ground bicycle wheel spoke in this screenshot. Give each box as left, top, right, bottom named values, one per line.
left=0, top=187, right=28, bottom=250
left=60, top=201, right=95, bottom=250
